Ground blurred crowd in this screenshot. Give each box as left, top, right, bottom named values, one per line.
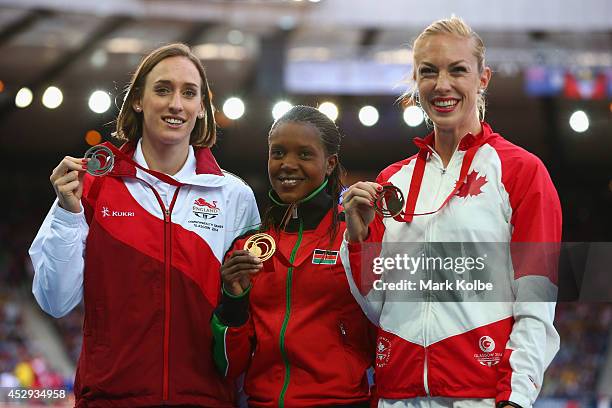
left=0, top=200, right=74, bottom=404
left=0, top=288, right=72, bottom=404
left=541, top=303, right=612, bottom=399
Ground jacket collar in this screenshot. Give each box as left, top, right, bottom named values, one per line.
left=194, top=147, right=224, bottom=176
left=102, top=139, right=227, bottom=187
left=118, top=139, right=223, bottom=176
left=267, top=183, right=334, bottom=232
left=413, top=121, right=495, bottom=152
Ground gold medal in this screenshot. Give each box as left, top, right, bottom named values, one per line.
left=84, top=145, right=114, bottom=176
left=243, top=233, right=276, bottom=262
left=375, top=185, right=405, bottom=218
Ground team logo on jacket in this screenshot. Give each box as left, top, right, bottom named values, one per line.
left=101, top=206, right=135, bottom=218
left=192, top=197, right=221, bottom=219
left=473, top=335, right=502, bottom=366
left=376, top=336, right=391, bottom=368
left=479, top=336, right=495, bottom=352
left=456, top=171, right=487, bottom=198
left=312, top=249, right=339, bottom=265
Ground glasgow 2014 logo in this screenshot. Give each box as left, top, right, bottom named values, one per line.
left=193, top=198, right=221, bottom=220
left=473, top=335, right=502, bottom=367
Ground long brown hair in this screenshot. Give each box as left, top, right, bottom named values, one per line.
left=113, top=43, right=216, bottom=147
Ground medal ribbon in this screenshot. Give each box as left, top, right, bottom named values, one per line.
left=394, top=134, right=488, bottom=223
left=99, top=142, right=186, bottom=187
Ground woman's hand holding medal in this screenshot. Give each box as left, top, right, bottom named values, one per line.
left=220, top=250, right=264, bottom=296
left=342, top=181, right=382, bottom=243
left=221, top=233, right=277, bottom=296
left=50, top=145, right=116, bottom=214
left=342, top=181, right=405, bottom=243
left=50, top=156, right=89, bottom=214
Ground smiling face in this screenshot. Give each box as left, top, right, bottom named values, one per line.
left=133, top=55, right=204, bottom=148
left=414, top=33, right=491, bottom=135
left=268, top=122, right=337, bottom=204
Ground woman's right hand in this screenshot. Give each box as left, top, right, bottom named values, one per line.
left=221, top=250, right=263, bottom=296
left=342, top=181, right=382, bottom=243
left=50, top=156, right=87, bottom=213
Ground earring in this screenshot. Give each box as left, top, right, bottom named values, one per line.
left=198, top=112, right=204, bottom=119
left=478, top=88, right=485, bottom=95
left=134, top=107, right=142, bottom=112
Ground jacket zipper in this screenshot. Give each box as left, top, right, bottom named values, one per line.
left=421, top=149, right=459, bottom=396
left=422, top=149, right=463, bottom=396
left=339, top=322, right=347, bottom=338
left=422, top=155, right=442, bottom=396
left=278, top=218, right=304, bottom=408
left=162, top=207, right=171, bottom=401
left=119, top=168, right=183, bottom=401
left=142, top=186, right=181, bottom=402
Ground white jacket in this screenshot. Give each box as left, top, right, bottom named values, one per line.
left=341, top=123, right=561, bottom=408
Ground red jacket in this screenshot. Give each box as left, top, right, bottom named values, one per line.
left=211, top=189, right=375, bottom=408
left=62, top=142, right=258, bottom=407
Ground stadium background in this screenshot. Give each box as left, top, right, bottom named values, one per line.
left=0, top=0, right=610, bottom=406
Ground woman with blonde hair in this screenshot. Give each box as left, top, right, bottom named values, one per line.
left=30, top=43, right=260, bottom=407
left=341, top=17, right=560, bottom=408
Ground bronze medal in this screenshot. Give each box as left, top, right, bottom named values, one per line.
left=375, top=185, right=405, bottom=218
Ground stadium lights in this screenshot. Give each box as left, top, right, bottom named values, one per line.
left=272, top=101, right=293, bottom=120
left=85, top=130, right=102, bottom=146
left=88, top=90, right=112, bottom=114
left=42, top=86, right=63, bottom=109
left=227, top=30, right=244, bottom=45
left=569, top=110, right=589, bottom=133
left=318, top=101, right=338, bottom=121
left=358, top=105, right=379, bottom=127
left=223, top=97, right=245, bottom=120
left=15, top=87, right=33, bottom=108
left=403, top=106, right=424, bottom=127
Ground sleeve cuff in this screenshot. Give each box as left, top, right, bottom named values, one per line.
left=496, top=401, right=523, bottom=408
left=222, top=284, right=251, bottom=299
left=496, top=393, right=531, bottom=408
left=215, top=284, right=251, bottom=327
left=52, top=202, right=84, bottom=226
left=344, top=230, right=370, bottom=252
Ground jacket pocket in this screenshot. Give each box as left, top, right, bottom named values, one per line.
left=90, top=301, right=109, bottom=349
left=338, top=320, right=368, bottom=387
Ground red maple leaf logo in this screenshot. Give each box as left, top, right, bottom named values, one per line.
left=456, top=171, right=487, bottom=198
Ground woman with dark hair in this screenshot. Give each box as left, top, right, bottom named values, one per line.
left=211, top=105, right=374, bottom=408
left=29, top=43, right=260, bottom=407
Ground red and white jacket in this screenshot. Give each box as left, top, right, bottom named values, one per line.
left=340, top=123, right=561, bottom=408
left=30, top=140, right=260, bottom=407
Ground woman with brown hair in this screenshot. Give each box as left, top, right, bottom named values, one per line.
left=29, top=43, right=260, bottom=407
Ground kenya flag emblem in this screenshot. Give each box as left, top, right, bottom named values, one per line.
left=312, top=249, right=339, bottom=265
